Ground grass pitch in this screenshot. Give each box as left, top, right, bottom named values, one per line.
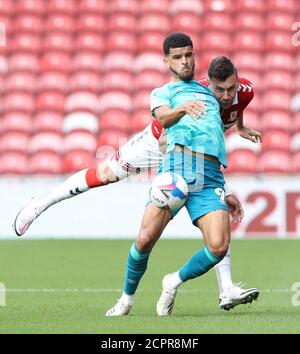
left=0, top=239, right=299, bottom=334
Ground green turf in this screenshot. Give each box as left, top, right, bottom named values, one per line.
left=0, top=239, right=299, bottom=334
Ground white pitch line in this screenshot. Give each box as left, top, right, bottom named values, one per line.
left=0, top=288, right=293, bottom=293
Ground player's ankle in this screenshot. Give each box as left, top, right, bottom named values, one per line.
left=120, top=292, right=134, bottom=306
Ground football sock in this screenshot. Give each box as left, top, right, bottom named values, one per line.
left=123, top=243, right=150, bottom=296
left=214, top=247, right=233, bottom=293
left=178, top=246, right=222, bottom=282
left=167, top=271, right=183, bottom=289
left=36, top=168, right=104, bottom=213
left=120, top=292, right=134, bottom=306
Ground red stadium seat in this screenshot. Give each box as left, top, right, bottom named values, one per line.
left=235, top=13, right=265, bottom=32
left=28, top=132, right=63, bottom=154
left=234, top=52, right=262, bottom=73
left=36, top=92, right=65, bottom=113
left=75, top=32, right=105, bottom=53
left=37, top=73, right=68, bottom=93
left=261, top=130, right=291, bottom=152
left=236, top=0, right=265, bottom=12
left=63, top=131, right=97, bottom=154
left=107, top=32, right=136, bottom=53
left=98, top=91, right=132, bottom=113
left=9, top=53, right=39, bottom=74
left=0, top=0, right=13, bottom=15
left=293, top=113, right=300, bottom=133
left=99, top=110, right=130, bottom=132
left=202, top=32, right=232, bottom=52
left=238, top=70, right=262, bottom=92
left=134, top=70, right=166, bottom=92
left=0, top=55, right=8, bottom=75
left=226, top=150, right=257, bottom=175
left=171, top=13, right=201, bottom=35
left=133, top=90, right=151, bottom=111
left=266, top=32, right=294, bottom=52
left=109, top=0, right=138, bottom=14
left=65, top=92, right=98, bottom=114
left=242, top=111, right=260, bottom=132
left=40, top=52, right=71, bottom=74
left=102, top=52, right=134, bottom=73
left=138, top=14, right=170, bottom=34
left=261, top=111, right=291, bottom=132
left=3, top=92, right=34, bottom=113
left=264, top=52, right=294, bottom=72
left=263, top=71, right=293, bottom=92
left=43, top=33, right=73, bottom=53
left=69, top=72, right=100, bottom=93
left=131, top=110, right=153, bottom=133
left=0, top=152, right=27, bottom=175
left=258, top=151, right=290, bottom=174
left=267, top=0, right=297, bottom=13
left=266, top=13, right=294, bottom=32
left=203, top=13, right=232, bottom=32
left=13, top=15, right=43, bottom=34
left=0, top=15, right=12, bottom=35
left=4, top=72, right=36, bottom=93
left=140, top=0, right=170, bottom=14
left=63, top=151, right=95, bottom=174
left=290, top=93, right=300, bottom=113
left=226, top=133, right=261, bottom=154
left=138, top=32, right=165, bottom=53
left=101, top=71, right=133, bottom=93
left=76, top=14, right=106, bottom=33
left=33, top=112, right=64, bottom=134
left=63, top=112, right=99, bottom=134
left=46, top=14, right=75, bottom=33
left=291, top=132, right=300, bottom=153
left=47, top=0, right=76, bottom=15
left=72, top=52, right=102, bottom=73
left=16, top=0, right=45, bottom=15
left=134, top=53, right=167, bottom=74
left=291, top=151, right=300, bottom=174
left=1, top=112, right=32, bottom=134
left=234, top=32, right=264, bottom=52
left=98, top=130, right=129, bottom=150
left=171, top=0, right=204, bottom=14
left=78, top=0, right=107, bottom=15
left=108, top=13, right=136, bottom=33
left=261, top=90, right=291, bottom=112
left=11, top=33, right=41, bottom=54
left=28, top=152, right=63, bottom=175
left=0, top=132, right=29, bottom=153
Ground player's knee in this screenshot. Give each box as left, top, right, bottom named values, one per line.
left=136, top=230, right=157, bottom=252
left=208, top=239, right=229, bottom=258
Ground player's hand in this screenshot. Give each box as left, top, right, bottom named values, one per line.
left=182, top=100, right=206, bottom=121
left=237, top=126, right=262, bottom=143
left=225, top=194, right=244, bottom=224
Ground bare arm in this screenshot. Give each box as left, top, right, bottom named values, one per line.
left=153, top=100, right=205, bottom=128
left=236, top=112, right=262, bottom=143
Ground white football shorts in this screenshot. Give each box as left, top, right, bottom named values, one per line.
left=108, top=124, right=165, bottom=179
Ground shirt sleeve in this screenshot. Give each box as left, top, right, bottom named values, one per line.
left=150, top=86, right=171, bottom=117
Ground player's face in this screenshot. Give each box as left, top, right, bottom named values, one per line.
left=165, top=46, right=195, bottom=81
left=209, top=74, right=239, bottom=109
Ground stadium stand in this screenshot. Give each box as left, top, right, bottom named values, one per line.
left=0, top=0, right=297, bottom=176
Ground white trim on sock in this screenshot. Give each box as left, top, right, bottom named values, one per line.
left=120, top=292, right=134, bottom=306
left=168, top=272, right=183, bottom=289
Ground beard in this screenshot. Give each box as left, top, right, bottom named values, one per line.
left=170, top=64, right=195, bottom=81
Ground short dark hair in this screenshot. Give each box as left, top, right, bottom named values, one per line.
left=163, top=32, right=193, bottom=55
left=208, top=56, right=237, bottom=81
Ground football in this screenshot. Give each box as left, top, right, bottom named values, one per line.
left=150, top=172, right=188, bottom=210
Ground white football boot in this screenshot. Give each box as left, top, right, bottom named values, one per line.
left=13, top=199, right=41, bottom=236
left=219, top=283, right=259, bottom=311
left=156, top=273, right=178, bottom=316
left=105, top=299, right=132, bottom=316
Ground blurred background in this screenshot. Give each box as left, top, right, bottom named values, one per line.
left=0, top=0, right=299, bottom=239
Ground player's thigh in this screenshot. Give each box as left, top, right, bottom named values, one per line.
left=195, top=210, right=231, bottom=255
left=136, top=203, right=172, bottom=252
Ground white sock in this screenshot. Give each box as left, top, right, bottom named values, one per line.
left=120, top=292, right=134, bottom=306
left=36, top=169, right=90, bottom=213
left=168, top=272, right=183, bottom=289
left=214, top=247, right=233, bottom=294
